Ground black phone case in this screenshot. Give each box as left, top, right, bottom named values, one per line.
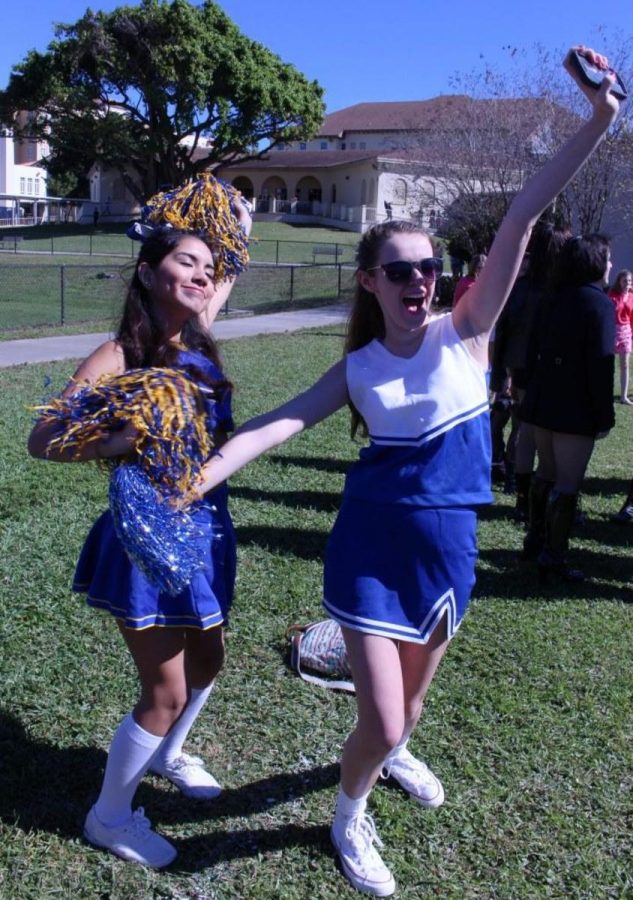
left=569, top=50, right=628, bottom=101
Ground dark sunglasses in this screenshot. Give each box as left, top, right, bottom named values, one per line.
left=368, top=257, right=444, bottom=283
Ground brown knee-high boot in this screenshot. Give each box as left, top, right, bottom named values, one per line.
left=538, top=490, right=585, bottom=583
left=611, top=479, right=633, bottom=524
left=522, top=476, right=553, bottom=560
left=514, top=471, right=532, bottom=523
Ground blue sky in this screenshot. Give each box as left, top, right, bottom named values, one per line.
left=1, top=0, right=630, bottom=111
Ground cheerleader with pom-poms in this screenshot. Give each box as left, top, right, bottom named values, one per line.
left=28, top=177, right=252, bottom=868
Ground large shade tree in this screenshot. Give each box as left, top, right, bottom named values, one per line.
left=0, top=0, right=325, bottom=201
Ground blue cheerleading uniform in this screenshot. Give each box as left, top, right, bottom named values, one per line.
left=323, top=312, right=492, bottom=644
left=73, top=350, right=236, bottom=631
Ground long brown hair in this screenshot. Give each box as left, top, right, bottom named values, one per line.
left=116, top=229, right=224, bottom=371
left=345, top=220, right=432, bottom=437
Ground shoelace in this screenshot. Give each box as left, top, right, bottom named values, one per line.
left=168, top=754, right=205, bottom=772
left=125, top=808, right=152, bottom=838
left=383, top=751, right=429, bottom=784
left=346, top=812, right=384, bottom=860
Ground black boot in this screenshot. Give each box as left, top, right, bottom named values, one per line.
left=522, top=477, right=553, bottom=560
left=538, top=491, right=585, bottom=584
left=514, top=471, right=532, bottom=523
left=611, top=479, right=633, bottom=524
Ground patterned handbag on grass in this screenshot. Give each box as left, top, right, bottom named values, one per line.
left=287, top=619, right=355, bottom=692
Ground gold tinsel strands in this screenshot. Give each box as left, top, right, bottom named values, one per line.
left=142, top=174, right=250, bottom=281
left=32, top=368, right=215, bottom=504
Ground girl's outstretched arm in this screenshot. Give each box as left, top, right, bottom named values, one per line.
left=197, top=358, right=349, bottom=494
left=455, top=46, right=621, bottom=359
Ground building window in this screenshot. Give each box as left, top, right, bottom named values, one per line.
left=299, top=142, right=307, bottom=151
left=341, top=142, right=346, bottom=150
left=350, top=142, right=356, bottom=149
left=20, top=177, right=26, bottom=193
left=393, top=178, right=407, bottom=204
left=320, top=141, right=328, bottom=150
left=359, top=142, right=366, bottom=149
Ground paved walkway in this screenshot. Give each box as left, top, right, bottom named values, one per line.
left=0, top=304, right=349, bottom=368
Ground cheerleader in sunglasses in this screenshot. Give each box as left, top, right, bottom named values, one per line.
left=195, top=48, right=620, bottom=897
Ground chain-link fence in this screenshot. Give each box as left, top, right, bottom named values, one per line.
left=0, top=233, right=358, bottom=264
left=0, top=262, right=355, bottom=332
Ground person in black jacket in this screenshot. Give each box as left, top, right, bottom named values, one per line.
left=521, top=234, right=615, bottom=582
left=491, top=223, right=570, bottom=518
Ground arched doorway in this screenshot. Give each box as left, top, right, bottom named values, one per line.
left=261, top=176, right=288, bottom=201
left=232, top=176, right=254, bottom=200
left=296, top=175, right=322, bottom=203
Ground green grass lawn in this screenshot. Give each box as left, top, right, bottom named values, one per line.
left=0, top=329, right=630, bottom=899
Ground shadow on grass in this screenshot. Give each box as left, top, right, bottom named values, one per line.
left=269, top=454, right=352, bottom=475
left=579, top=475, right=632, bottom=497
left=231, top=486, right=341, bottom=514
left=475, top=546, right=632, bottom=603
left=158, top=762, right=339, bottom=872
left=236, top=525, right=329, bottom=561
left=170, top=822, right=332, bottom=873
left=0, top=711, right=107, bottom=838
left=0, top=709, right=338, bottom=864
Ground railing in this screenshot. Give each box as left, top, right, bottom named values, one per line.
left=0, top=262, right=355, bottom=333
left=0, top=232, right=359, bottom=264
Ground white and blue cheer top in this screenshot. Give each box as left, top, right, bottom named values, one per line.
left=343, top=312, right=492, bottom=508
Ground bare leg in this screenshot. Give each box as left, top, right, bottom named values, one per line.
left=118, top=625, right=190, bottom=736
left=339, top=618, right=450, bottom=799
left=339, top=631, right=404, bottom=800
left=397, top=617, right=449, bottom=744
left=619, top=351, right=632, bottom=403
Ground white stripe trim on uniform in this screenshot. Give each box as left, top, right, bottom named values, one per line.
left=323, top=587, right=460, bottom=645
left=369, top=400, right=490, bottom=447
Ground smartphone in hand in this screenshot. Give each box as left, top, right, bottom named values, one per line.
left=569, top=49, right=628, bottom=101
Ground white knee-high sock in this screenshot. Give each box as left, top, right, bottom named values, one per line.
left=154, top=684, right=213, bottom=765
left=94, top=713, right=163, bottom=827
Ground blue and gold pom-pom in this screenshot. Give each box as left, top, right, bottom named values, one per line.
left=137, top=174, right=249, bottom=281
left=34, top=368, right=220, bottom=594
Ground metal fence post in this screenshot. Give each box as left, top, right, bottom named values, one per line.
left=89, top=234, right=93, bottom=256
left=290, top=265, right=294, bottom=303
left=60, top=265, right=65, bottom=325
left=276, top=240, right=280, bottom=264
left=337, top=263, right=342, bottom=298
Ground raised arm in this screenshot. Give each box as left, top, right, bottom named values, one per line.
left=199, top=196, right=253, bottom=331
left=454, top=47, right=621, bottom=356
left=197, top=358, right=349, bottom=494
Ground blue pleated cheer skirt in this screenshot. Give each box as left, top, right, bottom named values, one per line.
left=323, top=499, right=478, bottom=644
left=73, top=486, right=235, bottom=630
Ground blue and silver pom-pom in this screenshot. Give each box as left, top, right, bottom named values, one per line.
left=129, top=174, right=250, bottom=281
left=109, top=464, right=207, bottom=596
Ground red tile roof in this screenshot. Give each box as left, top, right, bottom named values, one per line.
left=319, top=96, right=551, bottom=137
left=218, top=149, right=380, bottom=171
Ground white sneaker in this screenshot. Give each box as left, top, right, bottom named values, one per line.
left=149, top=753, right=222, bottom=800
left=84, top=805, right=176, bottom=868
left=381, top=748, right=444, bottom=808
left=331, top=812, right=396, bottom=896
